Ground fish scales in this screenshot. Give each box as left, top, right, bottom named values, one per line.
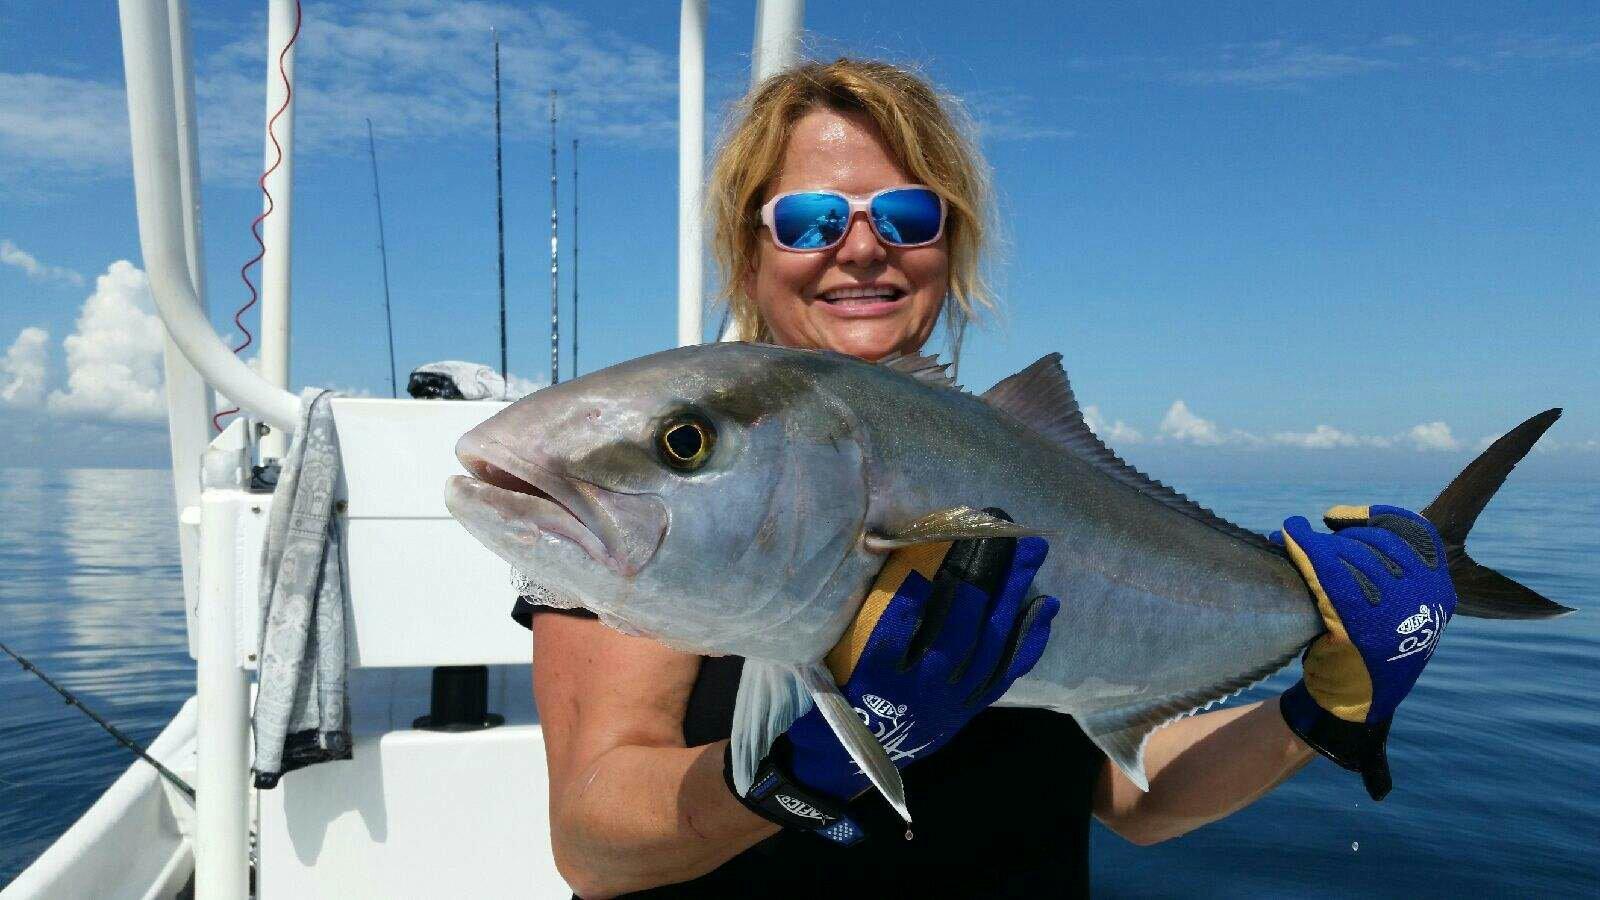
left=446, top=342, right=1570, bottom=812
left=824, top=352, right=1322, bottom=727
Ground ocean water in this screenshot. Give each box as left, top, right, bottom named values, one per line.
left=1, top=468, right=1596, bottom=895
left=0, top=469, right=196, bottom=888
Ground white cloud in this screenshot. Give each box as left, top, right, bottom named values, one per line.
left=1159, top=400, right=1229, bottom=445
left=212, top=0, right=679, bottom=163
left=2, top=1, right=680, bottom=190
left=1377, top=34, right=1421, bottom=49
left=1184, top=46, right=1395, bottom=87
left=1147, top=400, right=1473, bottom=453
left=1270, top=424, right=1360, bottom=449
left=0, top=73, right=131, bottom=183
left=1270, top=424, right=1394, bottom=450
left=1082, top=403, right=1143, bottom=444
left=47, top=261, right=169, bottom=422
left=0, top=327, right=51, bottom=408
left=1403, top=421, right=1459, bottom=452
left=961, top=88, right=1076, bottom=142
left=0, top=239, right=84, bottom=286
left=1443, top=34, right=1600, bottom=71
left=1178, top=40, right=1398, bottom=88
left=1072, top=32, right=1600, bottom=93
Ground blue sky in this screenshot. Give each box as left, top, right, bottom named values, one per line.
left=1, top=1, right=1595, bottom=481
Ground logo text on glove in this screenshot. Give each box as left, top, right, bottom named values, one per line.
left=775, top=793, right=831, bottom=823
left=1387, top=603, right=1446, bottom=662
left=851, top=692, right=932, bottom=766
left=861, top=693, right=908, bottom=718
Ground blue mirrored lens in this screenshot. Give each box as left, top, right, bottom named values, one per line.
left=871, top=188, right=942, bottom=245
left=772, top=192, right=851, bottom=249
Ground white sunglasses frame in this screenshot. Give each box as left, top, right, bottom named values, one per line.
left=758, top=184, right=947, bottom=252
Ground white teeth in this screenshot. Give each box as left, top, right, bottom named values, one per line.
left=820, top=286, right=901, bottom=302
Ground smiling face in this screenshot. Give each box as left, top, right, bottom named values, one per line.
left=748, top=108, right=950, bottom=361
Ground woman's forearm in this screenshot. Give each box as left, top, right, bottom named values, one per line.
left=550, top=738, right=779, bottom=898
left=1094, top=696, right=1315, bottom=846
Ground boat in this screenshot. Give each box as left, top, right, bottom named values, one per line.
left=1, top=2, right=804, bottom=897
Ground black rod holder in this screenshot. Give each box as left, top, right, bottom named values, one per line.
left=413, top=665, right=504, bottom=732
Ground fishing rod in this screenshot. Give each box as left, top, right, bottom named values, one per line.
left=366, top=117, right=397, bottom=398
left=549, top=88, right=560, bottom=386
left=493, top=28, right=508, bottom=386
left=571, top=136, right=579, bottom=378
left=0, top=641, right=196, bottom=801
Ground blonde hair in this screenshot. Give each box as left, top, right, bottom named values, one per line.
left=708, top=58, right=994, bottom=352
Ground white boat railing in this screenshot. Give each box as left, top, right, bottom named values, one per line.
left=155, top=0, right=216, bottom=625
left=95, top=2, right=810, bottom=897
left=193, top=419, right=253, bottom=899
left=119, top=0, right=300, bottom=437
left=2, top=701, right=199, bottom=899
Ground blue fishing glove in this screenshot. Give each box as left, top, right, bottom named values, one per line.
left=1271, top=504, right=1457, bottom=801
left=780, top=525, right=1059, bottom=804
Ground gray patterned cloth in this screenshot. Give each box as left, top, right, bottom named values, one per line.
left=251, top=388, right=351, bottom=789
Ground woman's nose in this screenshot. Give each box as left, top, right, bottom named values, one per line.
left=833, top=211, right=887, bottom=268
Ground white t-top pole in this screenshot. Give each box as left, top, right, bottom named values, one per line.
left=119, top=0, right=299, bottom=435
left=259, top=0, right=298, bottom=460
left=751, top=0, right=805, bottom=86
left=717, top=0, right=804, bottom=342
left=118, top=6, right=257, bottom=896
left=161, top=0, right=215, bottom=621
left=677, top=0, right=707, bottom=348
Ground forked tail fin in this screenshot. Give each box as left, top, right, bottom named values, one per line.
left=1421, top=408, right=1575, bottom=619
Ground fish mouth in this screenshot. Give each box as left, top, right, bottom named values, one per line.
left=448, top=435, right=666, bottom=578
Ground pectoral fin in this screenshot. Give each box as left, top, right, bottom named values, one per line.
left=730, top=659, right=812, bottom=795
left=730, top=661, right=911, bottom=824
left=797, top=663, right=912, bottom=825
left=865, top=506, right=1046, bottom=553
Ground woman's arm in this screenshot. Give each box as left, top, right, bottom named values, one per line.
left=532, top=611, right=778, bottom=898
left=1093, top=696, right=1314, bottom=846
left=1096, top=503, right=1463, bottom=844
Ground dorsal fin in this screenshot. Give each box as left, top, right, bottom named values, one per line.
left=879, top=351, right=959, bottom=389
left=982, top=354, right=1276, bottom=551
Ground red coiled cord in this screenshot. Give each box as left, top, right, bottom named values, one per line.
left=215, top=0, right=302, bottom=431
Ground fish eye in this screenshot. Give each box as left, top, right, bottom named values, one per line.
left=657, top=413, right=716, bottom=472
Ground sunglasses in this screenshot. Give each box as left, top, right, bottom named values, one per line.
left=759, top=185, right=946, bottom=252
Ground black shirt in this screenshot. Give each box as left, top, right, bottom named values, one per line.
left=516, top=600, right=1106, bottom=898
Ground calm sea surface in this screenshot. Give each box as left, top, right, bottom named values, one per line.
left=1, top=468, right=1596, bottom=894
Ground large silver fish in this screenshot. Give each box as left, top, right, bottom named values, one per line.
left=445, top=344, right=1571, bottom=822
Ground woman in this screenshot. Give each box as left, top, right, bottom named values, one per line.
left=520, top=58, right=1453, bottom=898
